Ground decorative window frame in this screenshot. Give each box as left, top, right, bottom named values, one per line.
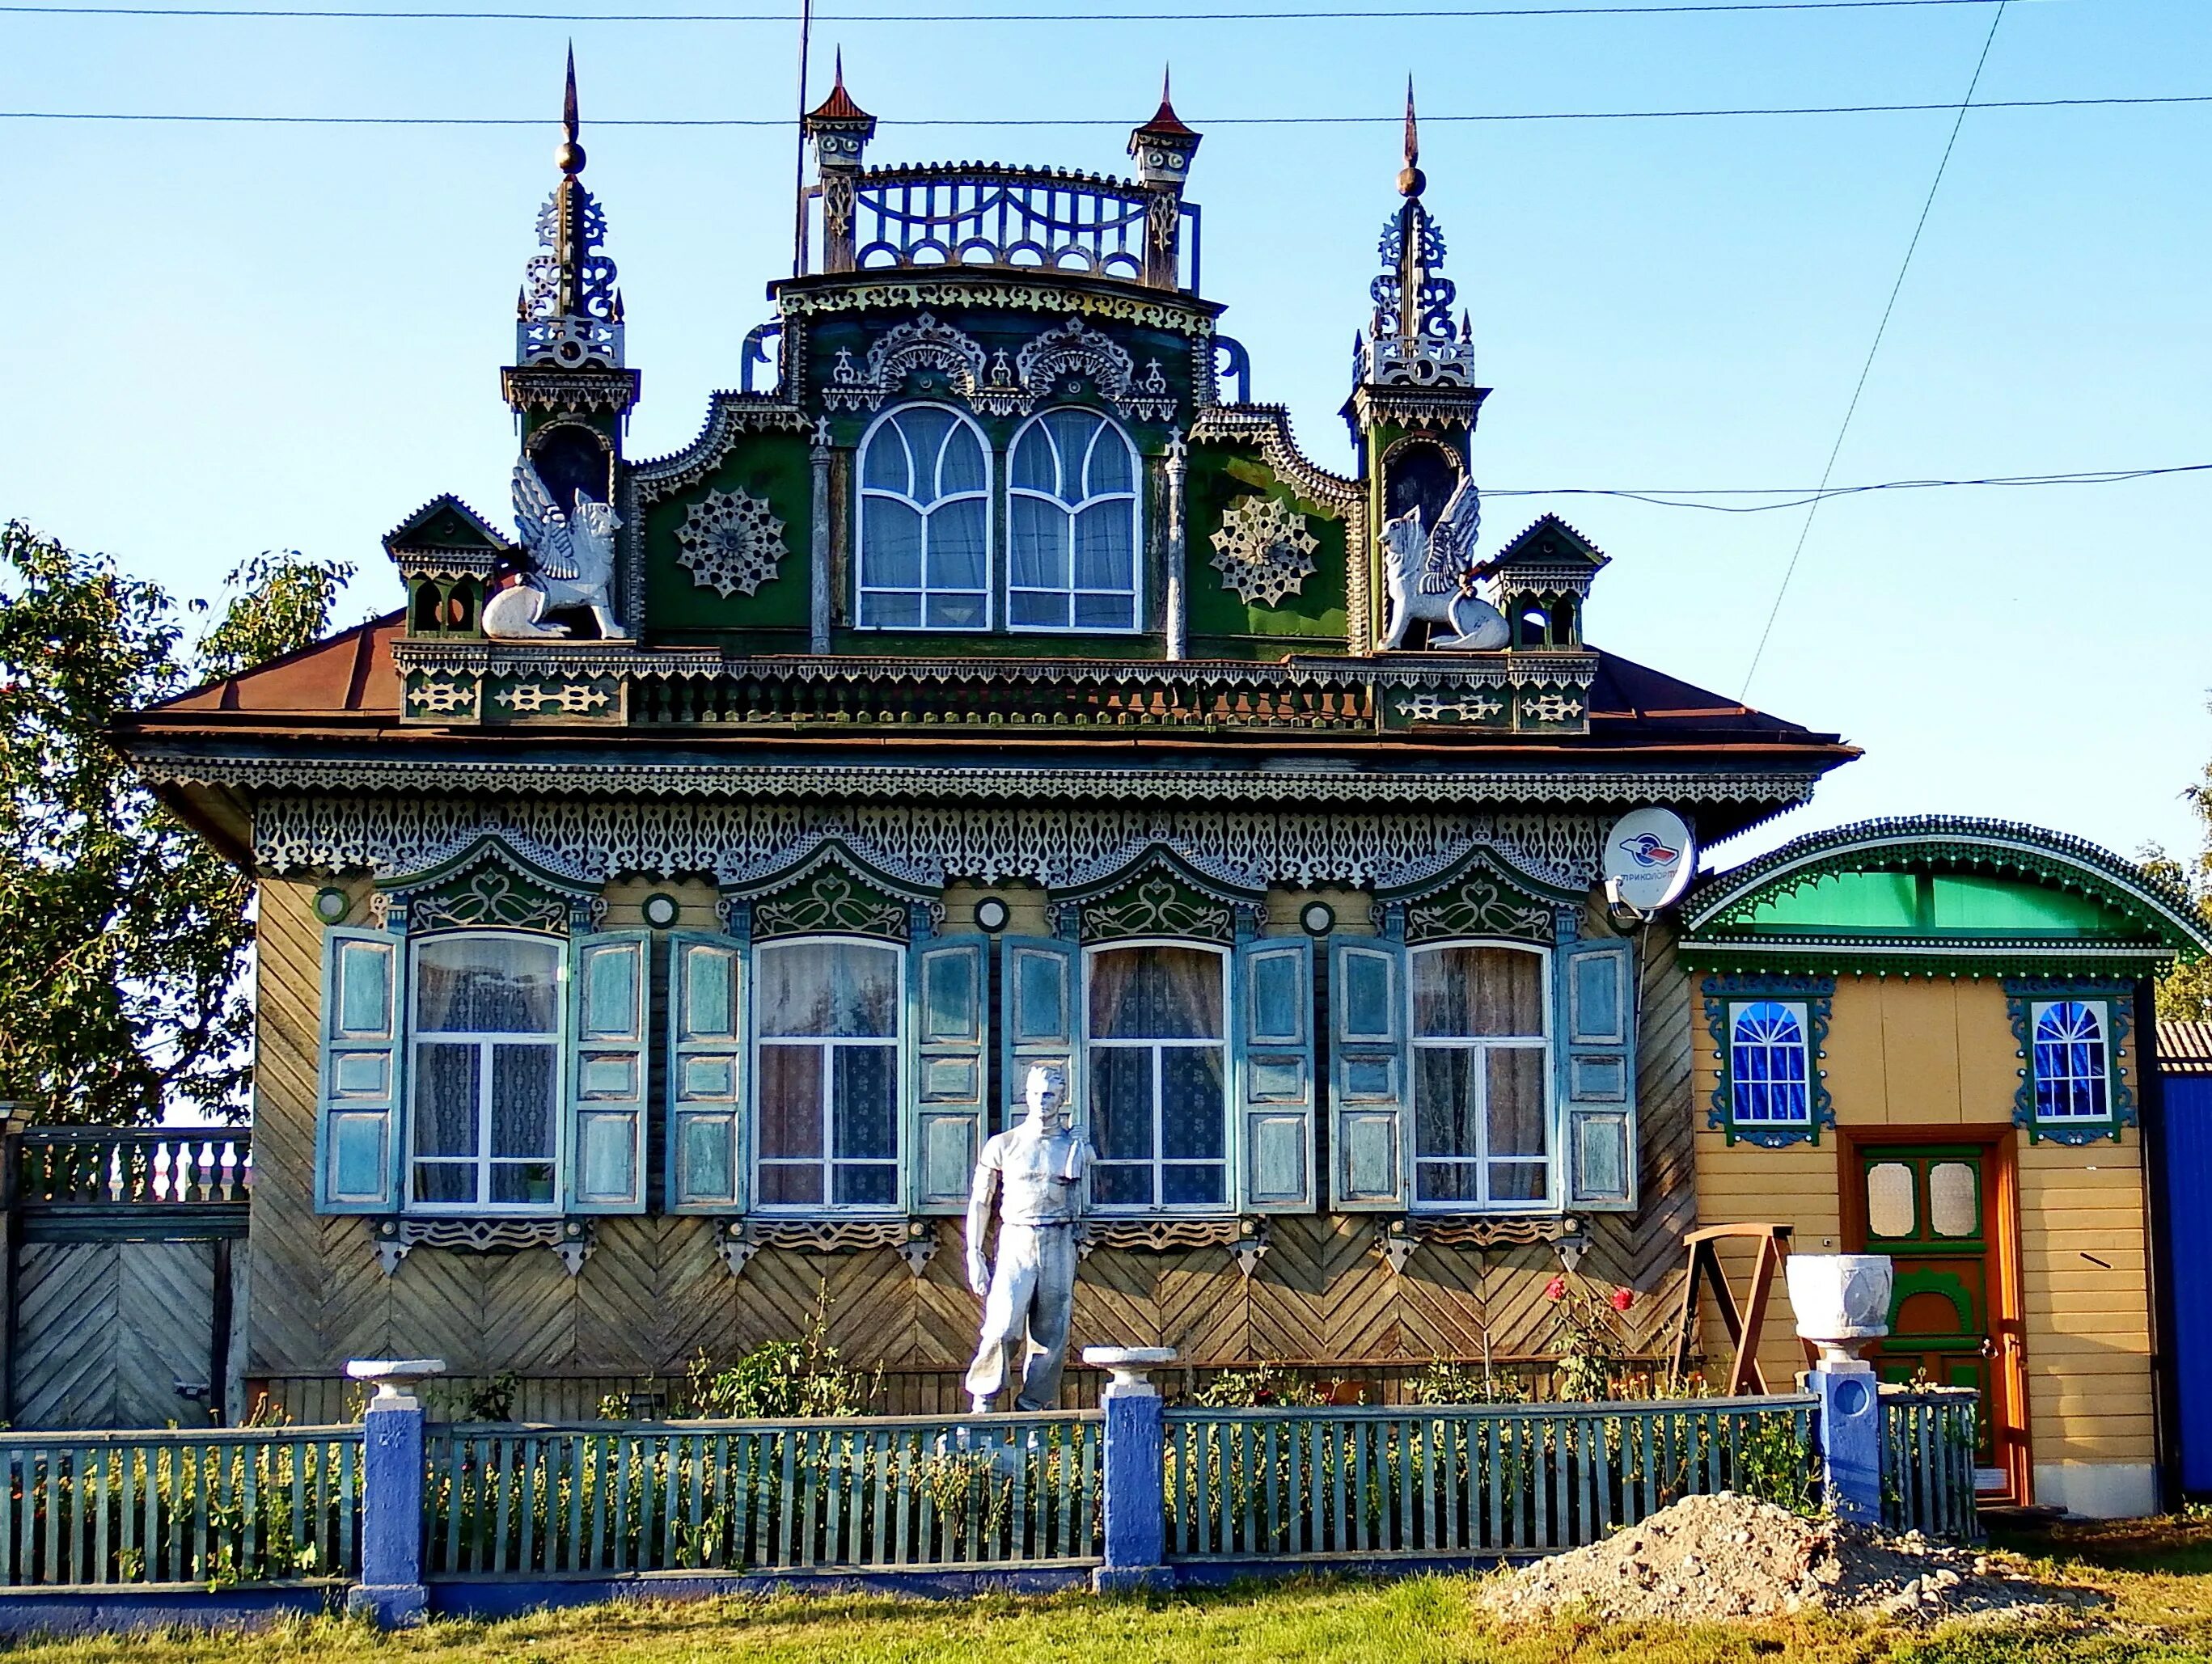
left=721, top=838, right=937, bottom=944
left=853, top=401, right=996, bottom=633
left=374, top=832, right=599, bottom=935
left=1056, top=846, right=1254, bottom=948
left=1404, top=935, right=1557, bottom=1213
left=1004, top=406, right=1144, bottom=635
left=1702, top=974, right=1834, bottom=1147
left=2004, top=977, right=2136, bottom=1145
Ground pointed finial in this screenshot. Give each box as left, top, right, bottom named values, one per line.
left=1398, top=76, right=1425, bottom=197
left=1162, top=65, right=1172, bottom=106
left=556, top=44, right=586, bottom=176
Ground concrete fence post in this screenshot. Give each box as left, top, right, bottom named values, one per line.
left=345, top=1358, right=445, bottom=1628
left=1082, top=1345, right=1175, bottom=1591
left=1812, top=1366, right=1884, bottom=1525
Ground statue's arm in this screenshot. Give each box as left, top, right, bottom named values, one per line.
left=964, top=1159, right=1000, bottom=1297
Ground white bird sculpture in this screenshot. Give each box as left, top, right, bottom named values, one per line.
left=482, top=460, right=626, bottom=641
left=1379, top=473, right=1508, bottom=652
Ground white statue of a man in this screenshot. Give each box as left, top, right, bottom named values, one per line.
left=963, top=1062, right=1092, bottom=1413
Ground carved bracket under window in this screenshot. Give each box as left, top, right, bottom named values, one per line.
left=714, top=1217, right=934, bottom=1278
left=1375, top=1213, right=1586, bottom=1274
left=1075, top=1216, right=1266, bottom=1273
left=369, top=1216, right=594, bottom=1277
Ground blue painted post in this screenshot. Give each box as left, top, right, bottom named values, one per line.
left=1084, top=1345, right=1174, bottom=1592
left=1812, top=1368, right=1884, bottom=1526
left=345, top=1359, right=443, bottom=1628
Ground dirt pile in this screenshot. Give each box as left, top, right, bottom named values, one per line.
left=1482, top=1492, right=2096, bottom=1626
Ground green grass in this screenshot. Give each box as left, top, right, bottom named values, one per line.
left=15, top=1520, right=2212, bottom=1664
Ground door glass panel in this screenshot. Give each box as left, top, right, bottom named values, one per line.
left=1928, top=1161, right=1978, bottom=1239
left=1865, top=1161, right=1915, bottom=1239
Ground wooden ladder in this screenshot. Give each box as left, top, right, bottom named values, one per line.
left=1667, top=1222, right=1796, bottom=1395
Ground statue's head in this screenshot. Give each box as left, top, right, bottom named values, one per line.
left=1023, top=1062, right=1070, bottom=1128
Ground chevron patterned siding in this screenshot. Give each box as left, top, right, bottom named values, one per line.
left=250, top=880, right=1699, bottom=1414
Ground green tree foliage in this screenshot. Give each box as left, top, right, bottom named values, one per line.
left=0, top=523, right=351, bottom=1123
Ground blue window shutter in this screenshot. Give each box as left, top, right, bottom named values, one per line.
left=910, top=935, right=989, bottom=1214
left=1559, top=935, right=1638, bottom=1210
left=1329, top=937, right=1409, bottom=1210
left=1235, top=937, right=1316, bottom=1213
left=315, top=927, right=404, bottom=1213
left=568, top=931, right=651, bottom=1214
left=666, top=931, right=746, bottom=1213
left=1000, top=935, right=1082, bottom=1131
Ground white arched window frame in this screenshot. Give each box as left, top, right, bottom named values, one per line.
left=750, top=934, right=907, bottom=1213
left=404, top=928, right=566, bottom=1215
left=1407, top=939, right=1555, bottom=1211
left=856, top=403, right=993, bottom=631
left=1727, top=999, right=1812, bottom=1128
left=2031, top=999, right=2112, bottom=1124
left=1007, top=408, right=1143, bottom=633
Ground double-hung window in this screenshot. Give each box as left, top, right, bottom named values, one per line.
left=1008, top=409, right=1141, bottom=631
left=753, top=939, right=903, bottom=1210
left=856, top=405, right=991, bottom=629
left=407, top=933, right=563, bottom=1211
left=1410, top=944, right=1551, bottom=1208
left=1086, top=943, right=1229, bottom=1210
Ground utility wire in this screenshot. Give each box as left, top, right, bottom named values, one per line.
left=0, top=0, right=2018, bottom=21
left=1738, top=0, right=2006, bottom=697
left=1488, top=462, right=2212, bottom=512
left=2, top=91, right=2201, bottom=126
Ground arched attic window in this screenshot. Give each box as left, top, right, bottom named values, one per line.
left=856, top=404, right=992, bottom=630
left=1008, top=408, right=1141, bottom=632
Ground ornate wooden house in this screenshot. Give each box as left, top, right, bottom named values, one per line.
left=119, top=65, right=1890, bottom=1420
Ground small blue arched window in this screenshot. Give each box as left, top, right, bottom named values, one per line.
left=1728, top=999, right=1811, bottom=1127
left=2031, top=999, right=2110, bottom=1123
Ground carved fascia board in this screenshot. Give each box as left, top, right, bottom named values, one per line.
left=157, top=753, right=1829, bottom=814
left=630, top=392, right=813, bottom=508
left=374, top=830, right=600, bottom=933
left=773, top=272, right=1220, bottom=337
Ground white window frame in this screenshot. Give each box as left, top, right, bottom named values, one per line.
left=855, top=402, right=994, bottom=632
left=1006, top=408, right=1144, bottom=636
left=2030, top=998, right=2113, bottom=1125
left=1082, top=938, right=1232, bottom=1216
left=750, top=934, right=907, bottom=1215
left=1726, top=999, right=1814, bottom=1130
left=1408, top=939, right=1554, bottom=1213
left=403, top=927, right=566, bottom=1217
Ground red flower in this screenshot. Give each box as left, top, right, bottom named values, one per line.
left=1609, top=1287, right=1635, bottom=1312
left=1543, top=1275, right=1567, bottom=1302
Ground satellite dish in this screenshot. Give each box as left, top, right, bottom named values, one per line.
left=1603, top=807, right=1698, bottom=914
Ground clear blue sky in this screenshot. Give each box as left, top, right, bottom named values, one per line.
left=4, top=0, right=2207, bottom=865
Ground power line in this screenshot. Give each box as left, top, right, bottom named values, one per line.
left=1488, top=462, right=2212, bottom=512
left=2, top=91, right=2203, bottom=127
left=0, top=0, right=2016, bottom=22
left=1738, top=0, right=2007, bottom=697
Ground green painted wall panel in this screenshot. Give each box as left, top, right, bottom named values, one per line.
left=642, top=435, right=814, bottom=632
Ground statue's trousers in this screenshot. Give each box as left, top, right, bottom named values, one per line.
left=964, top=1222, right=1079, bottom=1411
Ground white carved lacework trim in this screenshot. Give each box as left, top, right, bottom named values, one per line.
left=151, top=754, right=1820, bottom=812
left=254, top=797, right=1613, bottom=893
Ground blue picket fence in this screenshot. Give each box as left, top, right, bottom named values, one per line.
left=0, top=1386, right=1974, bottom=1606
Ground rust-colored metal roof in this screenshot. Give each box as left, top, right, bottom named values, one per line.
left=147, top=613, right=404, bottom=719
left=2161, top=1020, right=2212, bottom=1075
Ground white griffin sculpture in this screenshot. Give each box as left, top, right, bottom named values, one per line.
left=1379, top=474, right=1509, bottom=651
left=481, top=460, right=626, bottom=641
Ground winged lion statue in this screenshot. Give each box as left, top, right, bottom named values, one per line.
left=1378, top=473, right=1508, bottom=652
left=482, top=460, right=626, bottom=641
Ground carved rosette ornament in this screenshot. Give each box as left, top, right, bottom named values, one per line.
left=673, top=488, right=788, bottom=598
left=1210, top=496, right=1320, bottom=606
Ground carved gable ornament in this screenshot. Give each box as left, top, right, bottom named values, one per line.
left=721, top=838, right=936, bottom=943
left=1382, top=843, right=1581, bottom=947
left=1060, top=846, right=1255, bottom=945
left=673, top=487, right=788, bottom=598
left=1210, top=494, right=1320, bottom=606
left=823, top=314, right=1174, bottom=423
left=375, top=833, right=598, bottom=934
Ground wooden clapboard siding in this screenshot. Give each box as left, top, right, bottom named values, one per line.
left=246, top=880, right=1698, bottom=1400
left=1693, top=969, right=2156, bottom=1480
